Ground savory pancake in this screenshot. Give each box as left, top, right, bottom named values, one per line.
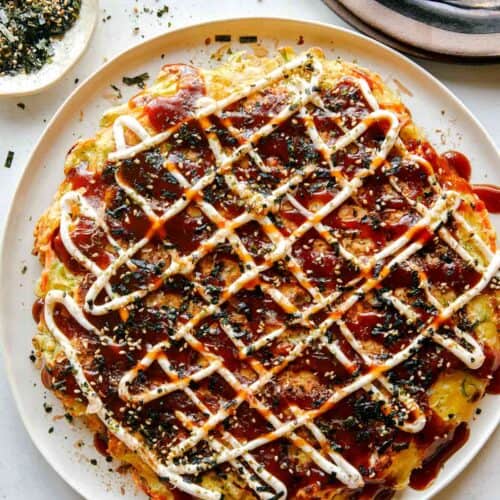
left=32, top=48, right=500, bottom=499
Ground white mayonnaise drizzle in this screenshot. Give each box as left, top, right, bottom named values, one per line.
left=42, top=51, right=500, bottom=499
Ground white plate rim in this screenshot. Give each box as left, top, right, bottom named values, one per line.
left=0, top=16, right=498, bottom=500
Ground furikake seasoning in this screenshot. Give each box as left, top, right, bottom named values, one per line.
left=0, top=0, right=81, bottom=76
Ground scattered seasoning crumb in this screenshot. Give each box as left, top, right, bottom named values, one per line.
left=90, top=458, right=98, bottom=466
left=239, top=35, right=258, bottom=44
left=43, top=403, right=53, bottom=414
left=48, top=426, right=54, bottom=434
left=64, top=413, right=73, bottom=422
left=74, top=78, right=79, bottom=84
left=475, top=408, right=482, bottom=415
left=4, top=151, right=14, bottom=169
left=21, top=265, right=27, bottom=274
left=297, top=35, right=304, bottom=45
left=110, top=84, right=122, bottom=99
left=122, top=72, right=149, bottom=89
left=205, top=37, right=211, bottom=45
left=29, top=352, right=36, bottom=363
left=215, top=34, right=231, bottom=42
left=157, top=5, right=169, bottom=17
left=17, top=102, right=25, bottom=110
left=392, top=78, right=413, bottom=97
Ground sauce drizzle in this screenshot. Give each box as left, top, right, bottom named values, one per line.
left=145, top=64, right=206, bottom=132
left=409, top=423, right=470, bottom=490
left=443, top=150, right=471, bottom=182
left=486, top=368, right=500, bottom=395
left=472, top=184, right=500, bottom=214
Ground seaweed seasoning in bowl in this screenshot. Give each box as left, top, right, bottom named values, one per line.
left=0, top=0, right=81, bottom=76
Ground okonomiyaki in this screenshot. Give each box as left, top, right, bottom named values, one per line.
left=32, top=48, right=500, bottom=499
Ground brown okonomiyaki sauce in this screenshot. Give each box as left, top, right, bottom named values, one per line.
left=32, top=298, right=44, bottom=324
left=471, top=185, right=500, bottom=214
left=409, top=423, right=470, bottom=490
left=486, top=360, right=500, bottom=394
left=93, top=432, right=110, bottom=457
left=33, top=61, right=499, bottom=499
left=443, top=150, right=500, bottom=214
left=443, top=151, right=471, bottom=182
left=145, top=64, right=205, bottom=132
left=474, top=344, right=500, bottom=395
left=487, top=367, right=500, bottom=394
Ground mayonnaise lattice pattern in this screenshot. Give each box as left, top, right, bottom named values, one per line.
left=43, top=52, right=500, bottom=499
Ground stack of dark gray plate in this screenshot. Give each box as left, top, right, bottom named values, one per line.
left=323, top=0, right=500, bottom=61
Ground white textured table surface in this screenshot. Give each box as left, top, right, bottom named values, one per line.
left=0, top=1, right=498, bottom=499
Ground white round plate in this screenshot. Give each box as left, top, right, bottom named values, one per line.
left=1, top=17, right=498, bottom=500
left=0, top=0, right=98, bottom=97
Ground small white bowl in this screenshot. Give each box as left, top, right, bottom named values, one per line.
left=0, top=0, right=98, bottom=97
